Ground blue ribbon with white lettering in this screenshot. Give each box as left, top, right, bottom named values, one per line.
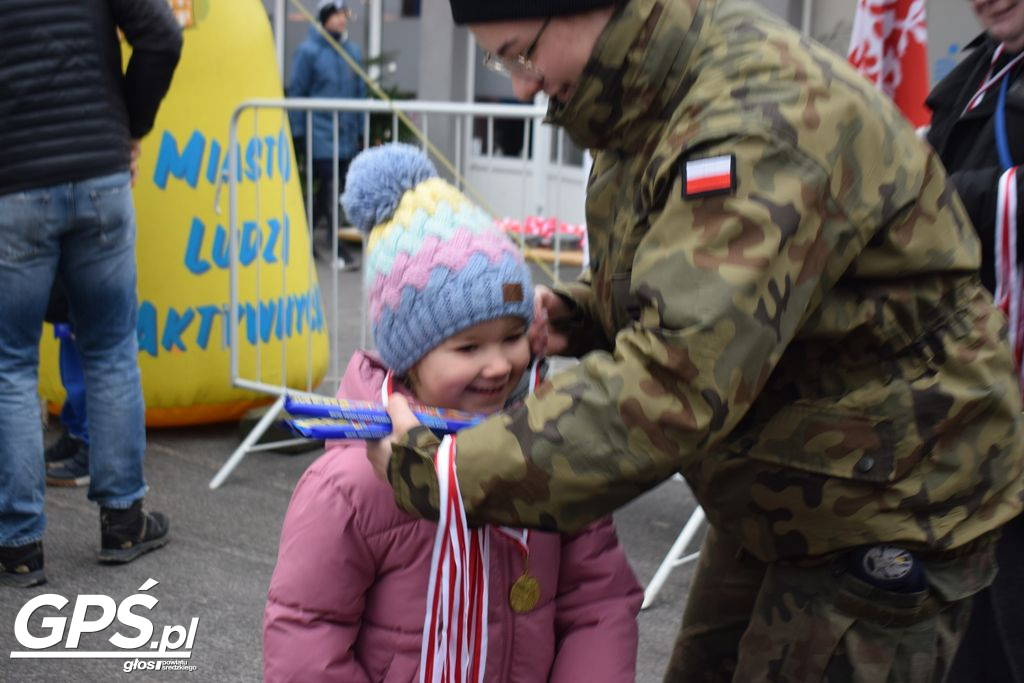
left=996, top=73, right=1014, bottom=171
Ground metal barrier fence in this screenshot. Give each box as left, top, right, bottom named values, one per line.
left=209, top=97, right=586, bottom=488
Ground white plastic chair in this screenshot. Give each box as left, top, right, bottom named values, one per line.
left=641, top=475, right=706, bottom=610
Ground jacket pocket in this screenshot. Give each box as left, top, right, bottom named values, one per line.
left=735, top=390, right=917, bottom=485
left=0, top=189, right=51, bottom=264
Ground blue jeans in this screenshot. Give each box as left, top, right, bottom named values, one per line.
left=0, top=171, right=146, bottom=546
left=57, top=333, right=89, bottom=443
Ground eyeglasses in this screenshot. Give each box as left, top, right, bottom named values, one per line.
left=482, top=17, right=552, bottom=81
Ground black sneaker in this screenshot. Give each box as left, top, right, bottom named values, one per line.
left=336, top=241, right=361, bottom=271
left=45, top=442, right=90, bottom=488
left=336, top=256, right=361, bottom=272
left=0, top=541, right=46, bottom=588
left=97, top=500, right=170, bottom=564
left=45, top=430, right=86, bottom=470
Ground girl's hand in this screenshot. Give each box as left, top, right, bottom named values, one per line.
left=366, top=393, right=420, bottom=480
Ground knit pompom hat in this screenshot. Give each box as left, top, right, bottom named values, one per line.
left=341, top=144, right=534, bottom=375
left=448, top=0, right=619, bottom=24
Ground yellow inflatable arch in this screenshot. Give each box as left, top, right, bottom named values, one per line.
left=40, top=0, right=328, bottom=426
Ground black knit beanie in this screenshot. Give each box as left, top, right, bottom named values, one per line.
left=448, top=0, right=619, bottom=24
left=318, top=0, right=347, bottom=25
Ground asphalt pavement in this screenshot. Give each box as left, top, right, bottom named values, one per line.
left=0, top=251, right=702, bottom=682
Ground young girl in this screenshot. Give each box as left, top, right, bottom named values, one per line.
left=263, top=144, right=642, bottom=682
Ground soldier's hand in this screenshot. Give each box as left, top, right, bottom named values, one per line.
left=366, top=393, right=420, bottom=481
left=531, top=285, right=571, bottom=357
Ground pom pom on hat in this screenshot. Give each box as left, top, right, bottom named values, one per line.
left=341, top=143, right=437, bottom=233
left=341, top=144, right=534, bottom=375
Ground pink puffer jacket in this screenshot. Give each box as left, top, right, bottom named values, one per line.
left=264, top=351, right=642, bottom=682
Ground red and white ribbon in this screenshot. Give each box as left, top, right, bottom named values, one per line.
left=995, top=166, right=1023, bottom=393
left=398, top=357, right=543, bottom=682
left=420, top=435, right=489, bottom=683
left=379, top=374, right=488, bottom=683
left=964, top=45, right=1024, bottom=114
left=528, top=359, right=542, bottom=394
left=493, top=527, right=530, bottom=557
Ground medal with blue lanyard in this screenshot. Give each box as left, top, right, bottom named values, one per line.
left=996, top=67, right=1016, bottom=171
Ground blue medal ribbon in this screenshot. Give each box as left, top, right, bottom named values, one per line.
left=996, top=72, right=1014, bottom=171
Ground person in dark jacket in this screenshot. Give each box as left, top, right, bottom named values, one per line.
left=287, top=0, right=366, bottom=270
left=0, top=0, right=182, bottom=587
left=926, top=1, right=1024, bottom=680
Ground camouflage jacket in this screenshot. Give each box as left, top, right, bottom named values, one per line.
left=389, top=0, right=1024, bottom=561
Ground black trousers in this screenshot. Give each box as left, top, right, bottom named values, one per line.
left=947, top=513, right=1024, bottom=683
left=312, top=157, right=351, bottom=229
left=311, top=157, right=354, bottom=261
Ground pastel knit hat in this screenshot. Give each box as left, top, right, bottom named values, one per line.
left=341, top=143, right=533, bottom=375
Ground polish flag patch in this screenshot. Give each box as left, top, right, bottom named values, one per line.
left=682, top=154, right=736, bottom=198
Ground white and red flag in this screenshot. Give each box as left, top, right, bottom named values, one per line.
left=848, top=0, right=931, bottom=128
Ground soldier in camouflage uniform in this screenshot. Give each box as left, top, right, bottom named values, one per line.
left=368, top=0, right=1024, bottom=679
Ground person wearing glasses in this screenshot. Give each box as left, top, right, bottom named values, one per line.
left=369, top=0, right=1024, bottom=680
left=926, top=3, right=1024, bottom=680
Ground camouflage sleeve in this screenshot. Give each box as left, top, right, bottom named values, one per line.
left=387, top=426, right=441, bottom=521
left=390, top=134, right=871, bottom=531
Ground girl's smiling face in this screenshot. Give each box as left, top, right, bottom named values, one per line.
left=408, top=316, right=530, bottom=414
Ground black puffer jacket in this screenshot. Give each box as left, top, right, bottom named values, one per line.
left=0, top=0, right=182, bottom=195
left=927, top=34, right=1024, bottom=293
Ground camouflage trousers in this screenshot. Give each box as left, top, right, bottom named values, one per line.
left=664, top=525, right=999, bottom=683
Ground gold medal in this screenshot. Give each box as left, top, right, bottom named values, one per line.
left=508, top=573, right=540, bottom=613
